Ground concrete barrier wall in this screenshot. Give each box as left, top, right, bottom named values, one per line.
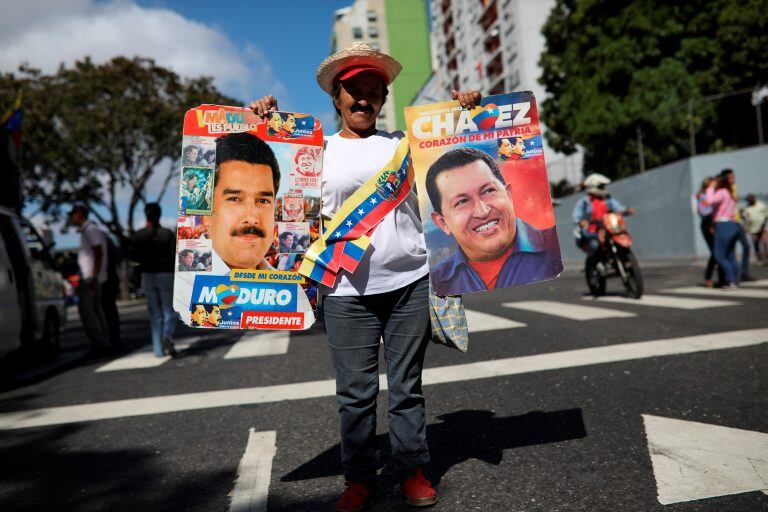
left=553, top=145, right=768, bottom=262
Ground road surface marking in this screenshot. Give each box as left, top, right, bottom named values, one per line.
left=465, top=309, right=526, bottom=332
left=229, top=429, right=276, bottom=512
left=95, top=342, right=193, bottom=372
left=643, top=414, right=768, bottom=504
left=1, top=328, right=765, bottom=430
left=224, top=331, right=290, bottom=360
left=661, top=286, right=768, bottom=299
left=502, top=300, right=636, bottom=320
left=740, top=279, right=768, bottom=287
left=582, top=294, right=740, bottom=310
left=95, top=333, right=237, bottom=372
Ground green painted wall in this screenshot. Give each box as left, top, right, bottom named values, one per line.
left=385, top=0, right=432, bottom=130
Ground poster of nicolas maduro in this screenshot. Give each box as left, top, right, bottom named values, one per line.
left=405, top=91, right=562, bottom=296
left=173, top=105, right=322, bottom=330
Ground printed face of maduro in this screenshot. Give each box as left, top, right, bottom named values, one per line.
left=204, top=160, right=276, bottom=269
left=431, top=159, right=517, bottom=262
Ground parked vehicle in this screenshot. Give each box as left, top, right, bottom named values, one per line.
left=0, top=206, right=67, bottom=360
left=584, top=212, right=644, bottom=298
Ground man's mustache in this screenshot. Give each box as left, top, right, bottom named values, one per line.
left=351, top=103, right=374, bottom=113
left=231, top=225, right=267, bottom=238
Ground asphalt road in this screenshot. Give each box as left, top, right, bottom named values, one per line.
left=0, top=262, right=766, bottom=512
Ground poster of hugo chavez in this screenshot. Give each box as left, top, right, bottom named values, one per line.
left=404, top=91, right=562, bottom=297
left=173, top=105, right=323, bottom=330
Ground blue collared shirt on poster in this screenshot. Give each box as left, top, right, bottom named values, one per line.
left=431, top=219, right=563, bottom=296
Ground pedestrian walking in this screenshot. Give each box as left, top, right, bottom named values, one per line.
left=67, top=204, right=112, bottom=353
left=722, top=169, right=755, bottom=281
left=695, top=177, right=723, bottom=287
left=130, top=203, right=178, bottom=357
left=100, top=235, right=122, bottom=348
left=742, top=194, right=768, bottom=264
left=251, top=42, right=481, bottom=511
left=706, top=171, right=741, bottom=289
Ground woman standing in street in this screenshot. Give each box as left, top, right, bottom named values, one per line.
left=706, top=170, right=741, bottom=289
left=252, top=42, right=480, bottom=511
left=695, top=177, right=722, bottom=287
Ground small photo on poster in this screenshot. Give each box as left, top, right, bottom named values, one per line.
left=177, top=215, right=208, bottom=239
left=498, top=135, right=543, bottom=161
left=498, top=137, right=524, bottom=161
left=180, top=167, right=214, bottom=215
left=282, top=190, right=304, bottom=221
left=266, top=112, right=315, bottom=139
left=182, top=136, right=216, bottom=167
left=290, top=145, right=322, bottom=188
left=275, top=253, right=303, bottom=272
left=178, top=239, right=213, bottom=272
left=190, top=304, right=223, bottom=328
left=276, top=221, right=310, bottom=254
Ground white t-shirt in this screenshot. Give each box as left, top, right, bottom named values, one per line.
left=78, top=220, right=108, bottom=283
left=322, top=130, right=429, bottom=296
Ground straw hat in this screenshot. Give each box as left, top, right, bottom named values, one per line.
left=316, top=42, right=402, bottom=94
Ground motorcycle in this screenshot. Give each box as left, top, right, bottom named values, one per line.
left=582, top=212, right=644, bottom=298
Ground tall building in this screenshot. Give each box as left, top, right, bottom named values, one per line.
left=427, top=0, right=582, bottom=183
left=330, top=0, right=432, bottom=132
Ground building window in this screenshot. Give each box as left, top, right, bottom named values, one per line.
left=369, top=26, right=379, bottom=38
left=370, top=42, right=380, bottom=51
left=353, top=27, right=363, bottom=39
left=367, top=10, right=377, bottom=22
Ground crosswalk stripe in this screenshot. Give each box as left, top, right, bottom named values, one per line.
left=582, top=294, right=740, bottom=310
left=740, top=279, right=768, bottom=287
left=661, top=286, right=768, bottom=299
left=224, top=332, right=290, bottom=359
left=94, top=333, right=231, bottom=372
left=229, top=429, right=276, bottom=512
left=5, top=327, right=764, bottom=430
left=95, top=342, right=193, bottom=372
left=465, top=309, right=526, bottom=332
left=502, top=300, right=636, bottom=320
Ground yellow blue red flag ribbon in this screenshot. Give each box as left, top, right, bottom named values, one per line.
left=299, top=136, right=412, bottom=287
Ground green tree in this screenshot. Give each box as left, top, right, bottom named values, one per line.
left=539, top=0, right=768, bottom=179
left=0, top=56, right=237, bottom=248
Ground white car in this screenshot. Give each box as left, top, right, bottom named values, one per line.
left=0, top=206, right=67, bottom=360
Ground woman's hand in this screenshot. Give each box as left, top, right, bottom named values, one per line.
left=451, top=89, right=482, bottom=109
left=249, top=95, right=279, bottom=119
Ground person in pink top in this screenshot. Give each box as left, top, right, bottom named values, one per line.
left=706, top=170, right=740, bottom=288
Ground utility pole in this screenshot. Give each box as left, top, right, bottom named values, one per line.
left=756, top=92, right=765, bottom=145
left=636, top=125, right=646, bottom=173
left=687, top=100, right=697, bottom=155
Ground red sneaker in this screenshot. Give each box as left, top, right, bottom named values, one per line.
left=335, top=481, right=373, bottom=512
left=401, top=468, right=438, bottom=507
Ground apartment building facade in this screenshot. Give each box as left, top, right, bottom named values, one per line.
left=427, top=0, right=582, bottom=182
left=330, top=0, right=432, bottom=131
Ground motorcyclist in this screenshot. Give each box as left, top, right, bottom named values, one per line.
left=572, top=173, right=635, bottom=272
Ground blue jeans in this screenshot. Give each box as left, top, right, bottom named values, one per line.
left=141, top=272, right=177, bottom=356
left=323, top=275, right=431, bottom=484
left=713, top=222, right=740, bottom=285
left=737, top=224, right=751, bottom=277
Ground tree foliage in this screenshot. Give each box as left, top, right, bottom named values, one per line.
left=539, top=0, right=768, bottom=178
left=0, top=56, right=237, bottom=248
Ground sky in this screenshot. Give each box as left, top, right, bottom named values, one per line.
left=0, top=0, right=356, bottom=248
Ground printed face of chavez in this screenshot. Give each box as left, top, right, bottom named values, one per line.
left=430, top=159, right=517, bottom=262
left=204, top=160, right=276, bottom=269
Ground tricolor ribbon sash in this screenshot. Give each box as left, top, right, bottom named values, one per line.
left=299, top=136, right=412, bottom=287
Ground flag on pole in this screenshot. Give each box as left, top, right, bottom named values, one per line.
left=1, top=91, right=23, bottom=148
